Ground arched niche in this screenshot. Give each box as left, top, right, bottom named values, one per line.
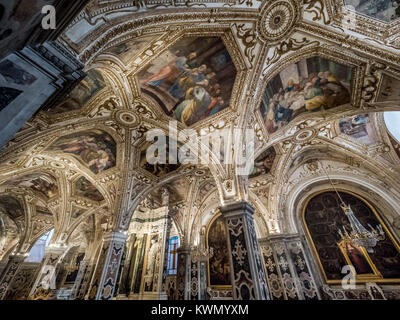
left=303, top=190, right=400, bottom=284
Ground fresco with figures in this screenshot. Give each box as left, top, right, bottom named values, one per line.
left=249, top=147, right=276, bottom=178
left=138, top=37, right=236, bottom=126
left=345, top=0, right=400, bottom=22
left=339, top=114, right=377, bottom=145
left=4, top=173, right=58, bottom=200
left=260, top=56, right=352, bottom=134
left=377, top=75, right=400, bottom=102
left=74, top=176, right=104, bottom=202
left=46, top=130, right=116, bottom=174
left=139, top=137, right=181, bottom=177
left=207, top=215, right=231, bottom=287
left=0, top=59, right=37, bottom=110
left=50, top=69, right=106, bottom=114
left=0, top=195, right=24, bottom=219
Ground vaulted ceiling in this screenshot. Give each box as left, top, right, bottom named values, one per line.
left=0, top=0, right=399, bottom=255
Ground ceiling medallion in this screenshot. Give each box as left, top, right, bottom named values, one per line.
left=113, top=110, right=140, bottom=128
left=293, top=128, right=317, bottom=144
left=257, top=0, right=300, bottom=43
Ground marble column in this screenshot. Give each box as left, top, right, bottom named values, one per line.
left=130, top=234, right=147, bottom=296
left=176, top=246, right=191, bottom=300
left=116, top=234, right=136, bottom=297
left=28, top=245, right=67, bottom=299
left=76, top=263, right=95, bottom=300
left=0, top=253, right=26, bottom=299
left=259, top=234, right=320, bottom=300
left=69, top=259, right=89, bottom=300
left=87, top=231, right=127, bottom=300
left=220, top=201, right=270, bottom=300
left=159, top=210, right=172, bottom=300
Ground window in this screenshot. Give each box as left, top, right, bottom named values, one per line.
left=384, top=112, right=400, bottom=142
left=24, top=229, right=54, bottom=263
left=167, top=236, right=179, bottom=275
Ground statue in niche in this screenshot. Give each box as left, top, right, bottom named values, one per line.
left=144, top=237, right=160, bottom=291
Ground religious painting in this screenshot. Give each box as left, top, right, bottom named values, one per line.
left=0, top=195, right=24, bottom=219
left=46, top=129, right=117, bottom=174
left=339, top=114, right=377, bottom=145
left=74, top=176, right=104, bottom=202
left=260, top=56, right=353, bottom=134
left=304, top=191, right=400, bottom=282
left=377, top=75, right=400, bottom=102
left=51, top=69, right=106, bottom=114
left=0, top=87, right=22, bottom=111
left=207, top=215, right=231, bottom=287
left=345, top=0, right=400, bottom=22
left=104, top=35, right=155, bottom=65
left=249, top=146, right=276, bottom=178
left=144, top=234, right=161, bottom=292
left=71, top=205, right=86, bottom=219
left=139, top=137, right=181, bottom=177
left=5, top=173, right=58, bottom=200
left=0, top=59, right=37, bottom=86
left=138, top=37, right=237, bottom=126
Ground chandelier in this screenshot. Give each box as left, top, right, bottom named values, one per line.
left=191, top=245, right=214, bottom=263
left=337, top=203, right=385, bottom=253
left=318, top=160, right=385, bottom=253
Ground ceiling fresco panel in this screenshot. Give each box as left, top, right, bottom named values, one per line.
left=4, top=173, right=58, bottom=200
left=49, top=69, right=106, bottom=114
left=137, top=36, right=237, bottom=126
left=0, top=195, right=24, bottom=219
left=260, top=56, right=353, bottom=135
left=74, top=176, right=104, bottom=202
left=46, top=129, right=117, bottom=174
left=338, top=114, right=378, bottom=145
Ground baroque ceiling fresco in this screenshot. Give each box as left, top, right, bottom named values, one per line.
left=0, top=1, right=399, bottom=298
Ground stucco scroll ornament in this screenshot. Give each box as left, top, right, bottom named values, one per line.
left=235, top=23, right=257, bottom=65
left=264, top=37, right=316, bottom=67
left=303, top=0, right=331, bottom=25
left=361, top=62, right=387, bottom=106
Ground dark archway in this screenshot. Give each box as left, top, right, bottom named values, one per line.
left=304, top=190, right=400, bottom=283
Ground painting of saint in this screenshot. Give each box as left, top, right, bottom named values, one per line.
left=74, top=176, right=104, bottom=202
left=0, top=87, right=22, bottom=110
left=50, top=69, right=106, bottom=114
left=46, top=129, right=117, bottom=174
left=207, top=215, right=231, bottom=287
left=260, top=57, right=352, bottom=134
left=377, top=75, right=400, bottom=102
left=305, top=191, right=400, bottom=281
left=104, top=35, right=155, bottom=65
left=0, top=195, right=24, bottom=219
left=5, top=173, right=58, bottom=200
left=343, top=242, right=374, bottom=274
left=345, top=0, right=400, bottom=22
left=140, top=137, right=181, bottom=177
left=339, top=114, right=377, bottom=144
left=138, top=37, right=236, bottom=126
left=0, top=59, right=37, bottom=86
left=249, top=147, right=276, bottom=178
